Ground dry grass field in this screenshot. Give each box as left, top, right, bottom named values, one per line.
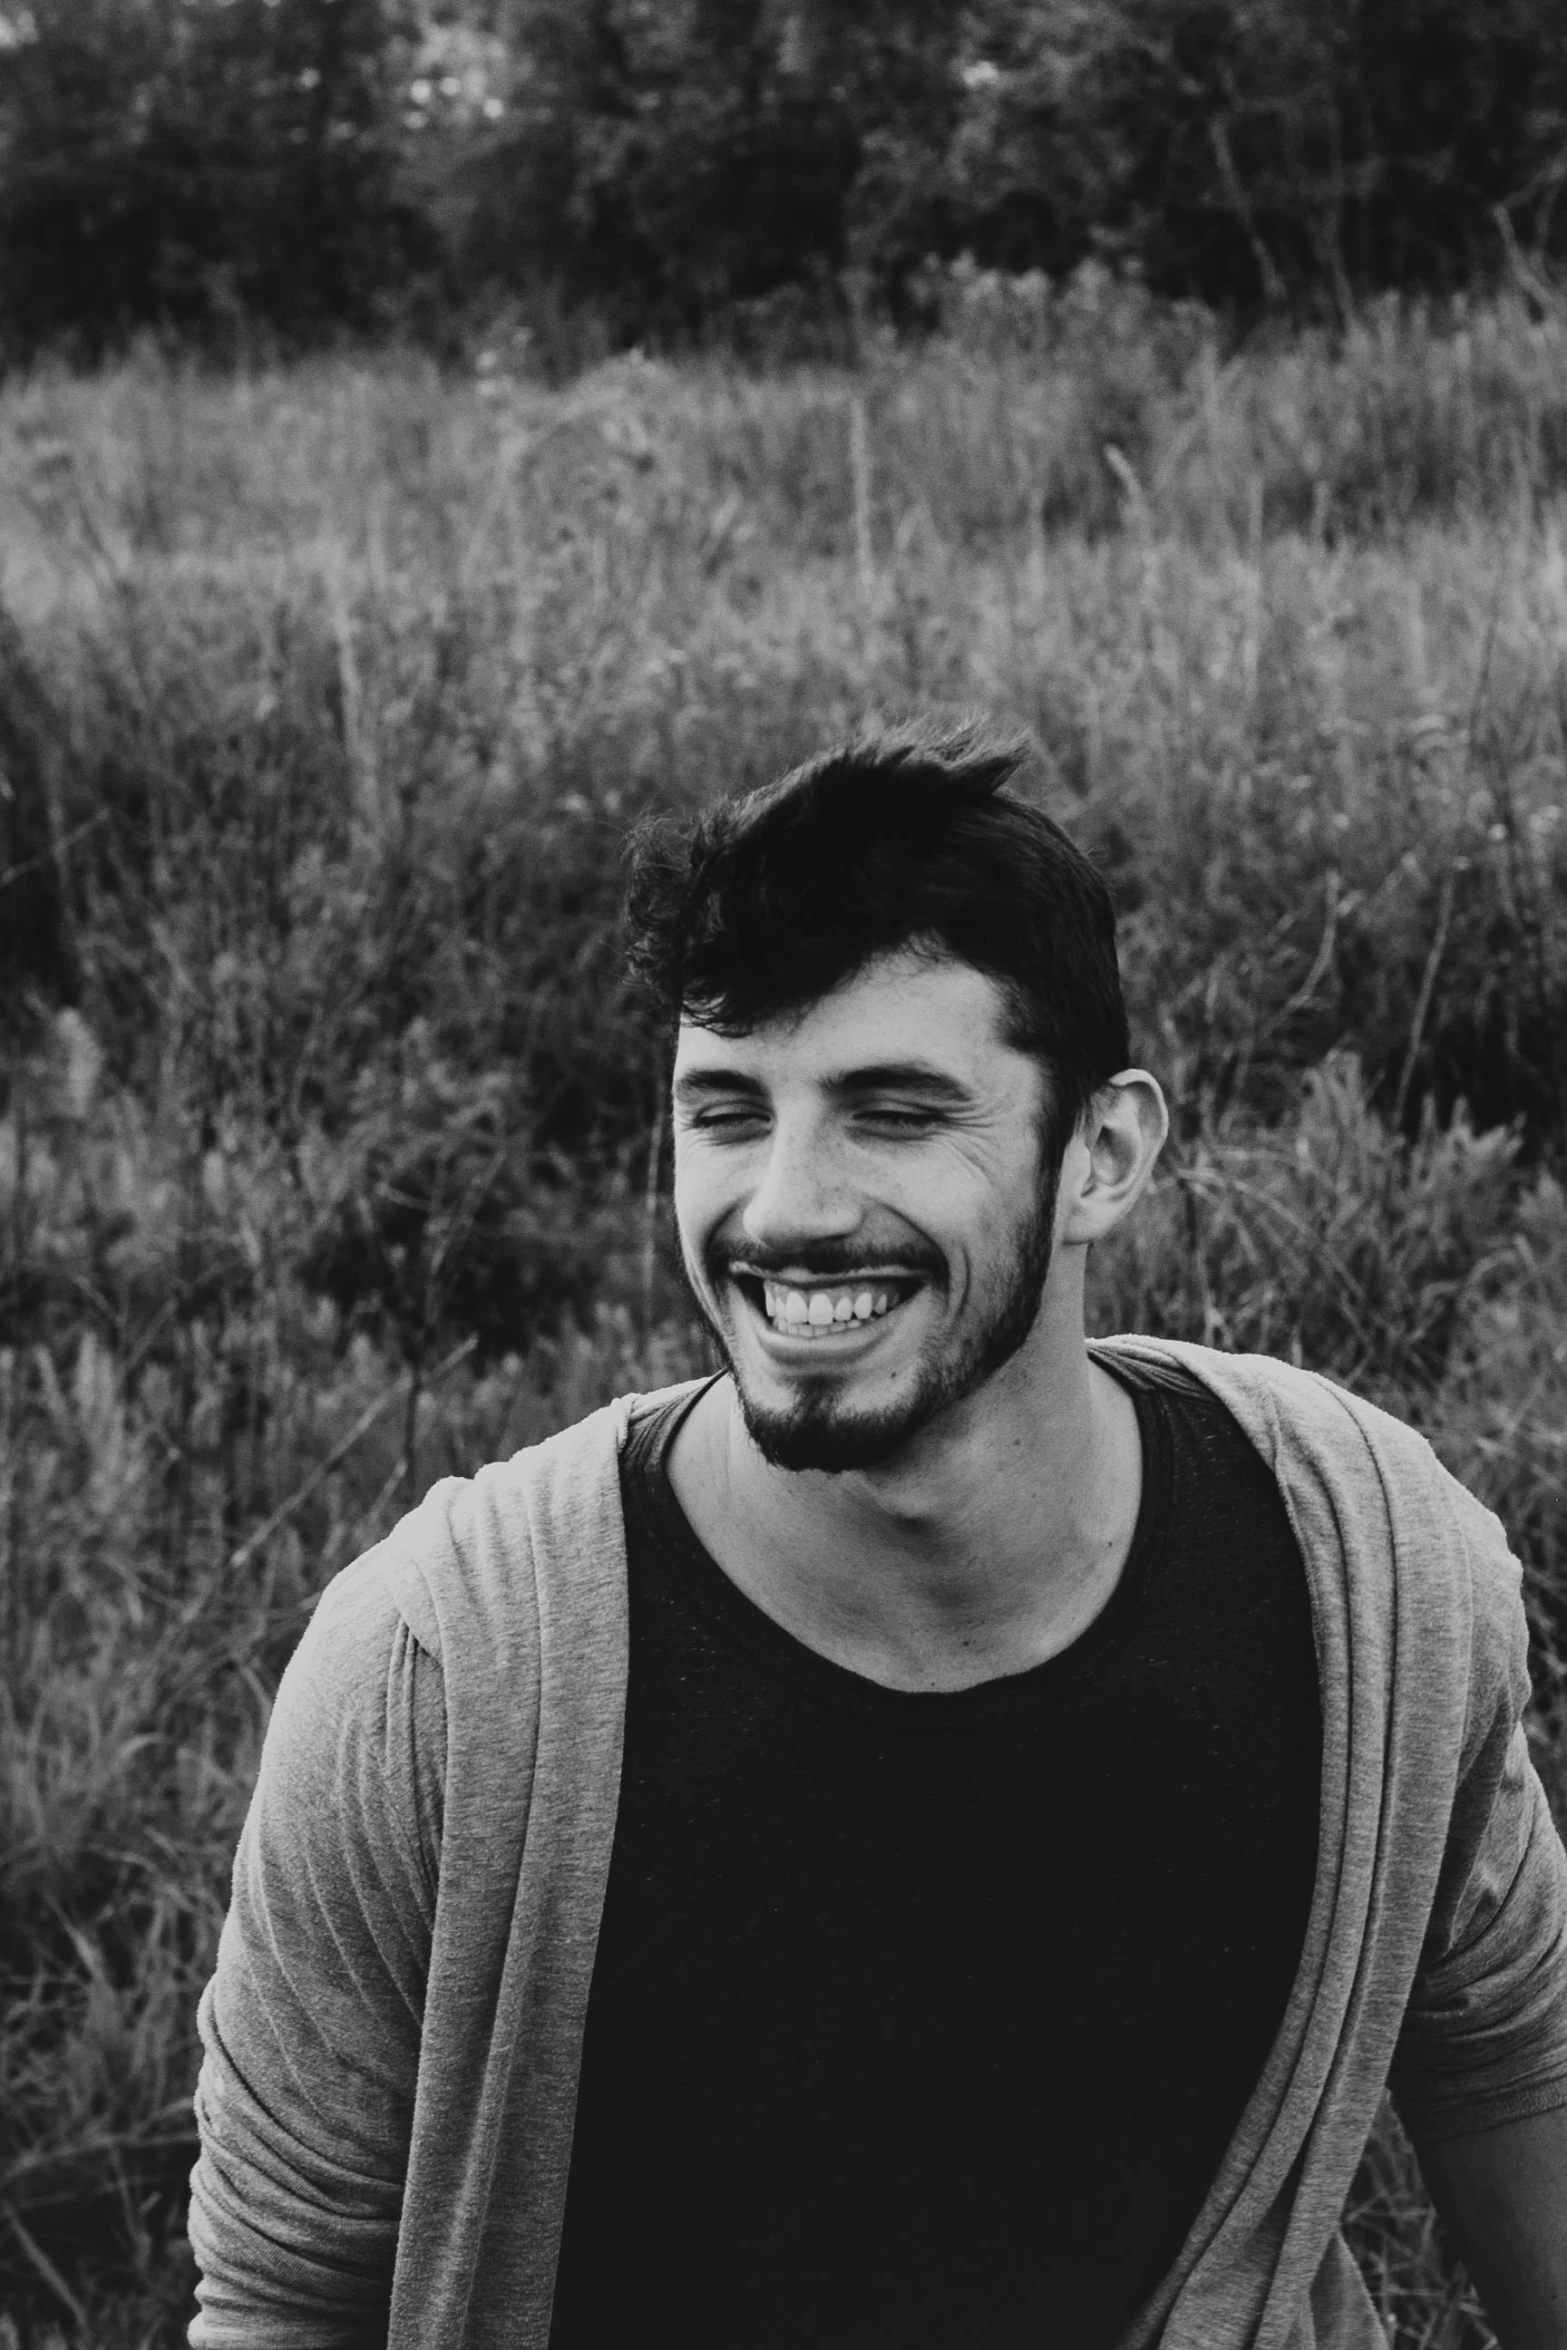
left=5, top=273, right=1567, bottom=2342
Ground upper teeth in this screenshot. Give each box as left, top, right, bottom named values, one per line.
left=760, top=1281, right=899, bottom=1330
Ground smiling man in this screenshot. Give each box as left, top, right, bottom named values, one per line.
left=190, top=719, right=1567, bottom=2350
left=674, top=952, right=1070, bottom=1472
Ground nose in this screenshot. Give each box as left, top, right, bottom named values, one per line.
left=740, top=1111, right=862, bottom=1256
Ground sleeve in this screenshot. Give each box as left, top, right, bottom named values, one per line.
left=1389, top=1492, right=1567, bottom=2144
left=187, top=1551, right=447, bottom=2347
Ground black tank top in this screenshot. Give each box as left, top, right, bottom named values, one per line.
left=548, top=1354, right=1321, bottom=2349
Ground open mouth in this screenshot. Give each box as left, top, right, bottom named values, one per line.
left=731, top=1271, right=923, bottom=1340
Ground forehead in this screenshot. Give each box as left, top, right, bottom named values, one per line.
left=672, top=952, right=1022, bottom=1086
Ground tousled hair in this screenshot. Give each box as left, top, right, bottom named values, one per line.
left=623, top=714, right=1131, bottom=1148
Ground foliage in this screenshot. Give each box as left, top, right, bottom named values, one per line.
left=951, top=0, right=1567, bottom=306
left=460, top=0, right=966, bottom=333
left=0, top=0, right=423, bottom=356
left=6, top=296, right=1567, bottom=2338
left=455, top=0, right=1567, bottom=337
left=2, top=0, right=1567, bottom=355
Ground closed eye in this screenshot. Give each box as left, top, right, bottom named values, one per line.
left=687, top=1105, right=770, bottom=1134
left=854, top=1104, right=946, bottom=1131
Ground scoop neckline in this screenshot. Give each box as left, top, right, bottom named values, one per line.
left=618, top=1365, right=1173, bottom=1729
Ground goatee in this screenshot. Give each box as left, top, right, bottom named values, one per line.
left=681, top=1169, right=1059, bottom=1474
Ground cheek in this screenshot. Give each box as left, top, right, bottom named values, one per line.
left=910, top=1154, right=1046, bottom=1278
left=671, top=1157, right=733, bottom=1270
left=898, top=1139, right=1023, bottom=1226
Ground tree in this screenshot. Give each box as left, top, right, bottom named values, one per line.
left=0, top=0, right=421, bottom=354
left=454, top=0, right=971, bottom=333
left=950, top=0, right=1567, bottom=308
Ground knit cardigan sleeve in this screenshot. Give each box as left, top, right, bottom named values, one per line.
left=187, top=1399, right=635, bottom=2350
left=1385, top=1468, right=1567, bottom=2143
left=187, top=1541, right=448, bottom=2347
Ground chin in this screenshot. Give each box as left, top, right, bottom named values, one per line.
left=734, top=1376, right=944, bottom=1475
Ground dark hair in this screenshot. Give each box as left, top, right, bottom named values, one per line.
left=623, top=714, right=1130, bottom=1143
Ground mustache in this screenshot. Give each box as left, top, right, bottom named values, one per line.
left=712, top=1241, right=944, bottom=1282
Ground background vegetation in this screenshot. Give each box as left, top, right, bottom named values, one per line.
left=2, top=0, right=1567, bottom=360
left=5, top=274, right=1567, bottom=2341
left=7, top=0, right=1567, bottom=2331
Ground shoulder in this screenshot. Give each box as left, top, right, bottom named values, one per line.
left=1096, top=1335, right=1528, bottom=1742
left=1096, top=1333, right=1429, bottom=1466
left=307, top=1391, right=638, bottom=1660
left=279, top=1377, right=709, bottom=1743
left=1096, top=1335, right=1505, bottom=1543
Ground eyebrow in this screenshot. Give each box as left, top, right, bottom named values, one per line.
left=672, top=1061, right=976, bottom=1106
left=672, top=1068, right=768, bottom=1103
left=829, top=1062, right=975, bottom=1104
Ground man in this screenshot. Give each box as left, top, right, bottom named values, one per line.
left=190, top=718, right=1567, bottom=2348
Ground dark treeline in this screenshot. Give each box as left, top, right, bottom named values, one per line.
left=2, top=0, right=1566, bottom=361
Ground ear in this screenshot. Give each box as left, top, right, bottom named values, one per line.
left=1056, top=1071, right=1168, bottom=1247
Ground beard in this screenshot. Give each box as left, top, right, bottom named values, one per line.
left=681, top=1159, right=1061, bottom=1475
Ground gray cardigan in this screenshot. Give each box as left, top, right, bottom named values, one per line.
left=189, top=1339, right=1567, bottom=2348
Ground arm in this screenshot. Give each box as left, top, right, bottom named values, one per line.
left=1417, top=2106, right=1567, bottom=2350
left=189, top=1558, right=443, bottom=2346
left=1386, top=1484, right=1567, bottom=2341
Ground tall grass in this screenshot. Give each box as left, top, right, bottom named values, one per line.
left=6, top=282, right=1567, bottom=2341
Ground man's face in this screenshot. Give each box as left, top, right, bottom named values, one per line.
left=671, top=952, right=1064, bottom=1473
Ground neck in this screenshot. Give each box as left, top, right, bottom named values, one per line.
left=667, top=1281, right=1142, bottom=1693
